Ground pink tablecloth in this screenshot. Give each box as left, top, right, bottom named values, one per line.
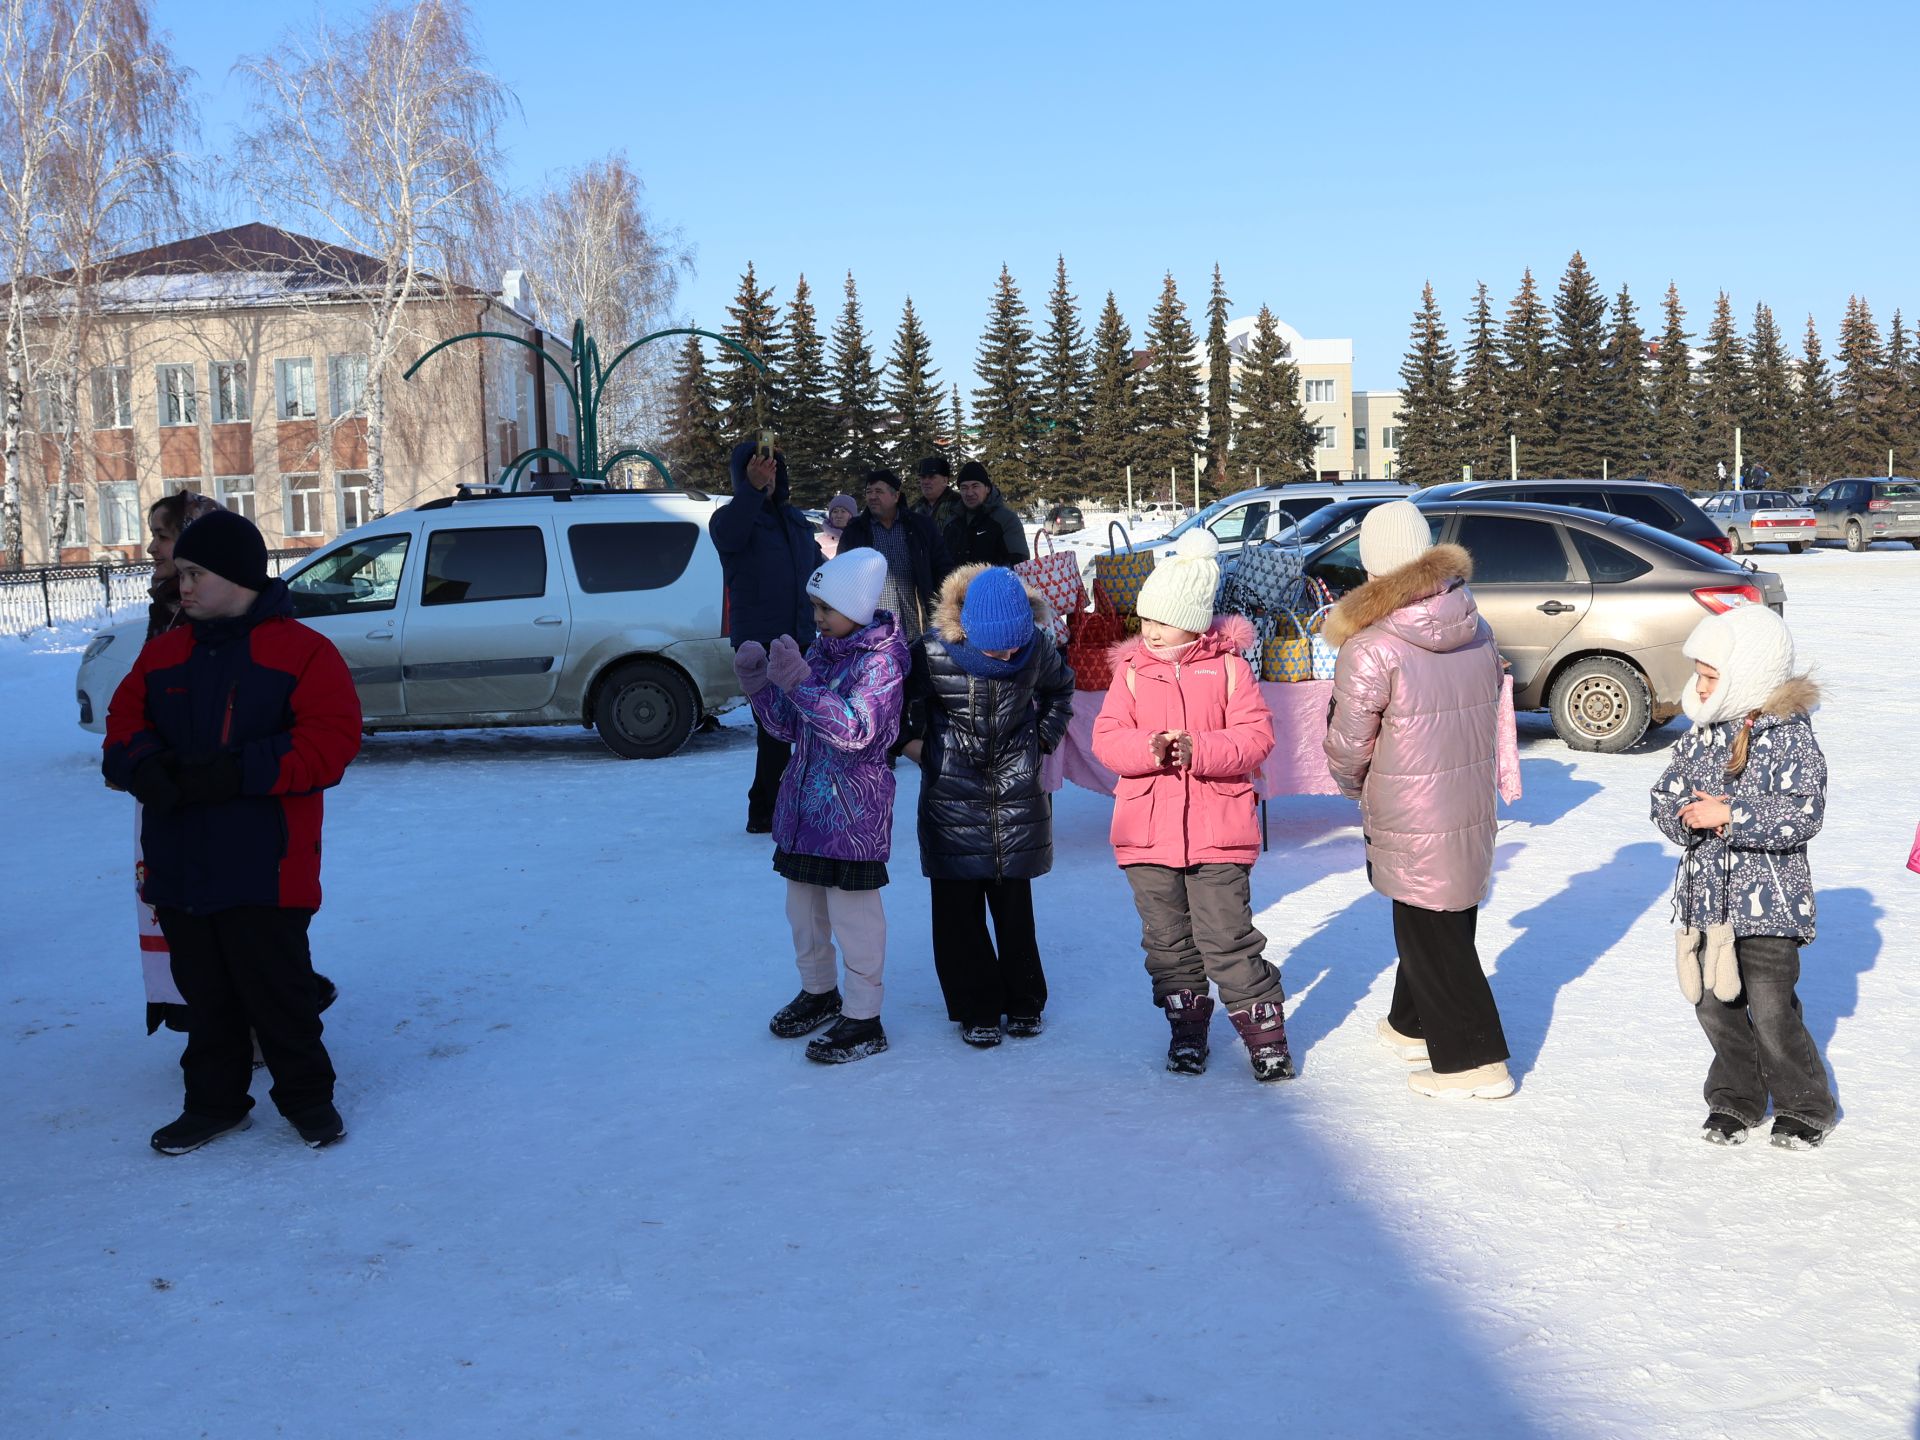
left=1043, top=676, right=1522, bottom=803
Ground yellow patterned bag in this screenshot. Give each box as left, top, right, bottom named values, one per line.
left=1092, top=521, right=1156, bottom=616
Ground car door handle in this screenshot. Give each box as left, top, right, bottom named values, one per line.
left=1537, top=601, right=1576, bottom=615
left=533, top=615, right=565, bottom=626
left=365, top=630, right=394, bottom=640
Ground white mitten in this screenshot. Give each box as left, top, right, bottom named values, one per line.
left=1703, top=922, right=1742, bottom=1002
left=1675, top=927, right=1704, bottom=1005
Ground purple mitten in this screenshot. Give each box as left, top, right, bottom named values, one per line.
left=733, top=641, right=770, bottom=696
left=767, top=635, right=813, bottom=691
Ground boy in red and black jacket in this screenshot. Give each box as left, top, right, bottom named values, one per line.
left=104, top=510, right=362, bottom=1154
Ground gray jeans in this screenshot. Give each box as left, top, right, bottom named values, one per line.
left=1124, top=863, right=1280, bottom=1010
left=1694, top=935, right=1836, bottom=1131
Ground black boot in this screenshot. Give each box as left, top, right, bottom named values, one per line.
left=806, top=1015, right=888, bottom=1064
left=151, top=1111, right=251, bottom=1155
left=291, top=1102, right=346, bottom=1149
left=1228, top=1000, right=1295, bottom=1082
left=770, top=987, right=841, bottom=1038
left=959, top=1022, right=1002, bottom=1048
left=1162, top=989, right=1213, bottom=1075
left=1701, top=1112, right=1749, bottom=1145
left=1770, top=1115, right=1826, bottom=1150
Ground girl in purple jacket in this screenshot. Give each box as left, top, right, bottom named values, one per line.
left=733, top=549, right=909, bottom=1064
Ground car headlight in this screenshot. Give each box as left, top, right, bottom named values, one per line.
left=81, top=633, right=116, bottom=663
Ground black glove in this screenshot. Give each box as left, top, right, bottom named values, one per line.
left=127, top=755, right=181, bottom=816
left=173, top=753, right=244, bottom=807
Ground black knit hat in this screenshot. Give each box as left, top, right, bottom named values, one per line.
left=957, top=460, right=990, bottom=488
left=864, top=467, right=903, bottom=492
left=174, top=509, right=270, bottom=591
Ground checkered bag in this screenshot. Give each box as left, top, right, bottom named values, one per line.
left=1092, top=521, right=1156, bottom=616
left=1014, top=529, right=1083, bottom=645
left=1224, top=538, right=1305, bottom=620
left=1260, top=606, right=1337, bottom=682
left=1065, top=591, right=1126, bottom=691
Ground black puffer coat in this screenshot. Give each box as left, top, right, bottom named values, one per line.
left=907, top=565, right=1076, bottom=880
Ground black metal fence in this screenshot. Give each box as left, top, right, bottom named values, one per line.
left=0, top=550, right=314, bottom=635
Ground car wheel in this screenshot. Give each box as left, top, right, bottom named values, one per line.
left=1846, top=521, right=1866, bottom=553
left=1548, top=656, right=1652, bottom=754
left=593, top=660, right=697, bottom=759
left=1727, top=528, right=1746, bottom=554
left=1786, top=542, right=1806, bottom=554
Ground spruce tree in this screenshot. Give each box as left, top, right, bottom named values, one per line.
left=830, top=271, right=887, bottom=485
left=662, top=333, right=726, bottom=490
left=1746, top=303, right=1795, bottom=484
left=1545, top=252, right=1608, bottom=475
left=719, top=262, right=785, bottom=444
left=1396, top=282, right=1460, bottom=484
left=1601, top=284, right=1652, bottom=476
left=882, top=296, right=943, bottom=475
left=971, top=265, right=1040, bottom=498
left=1232, top=304, right=1314, bottom=484
left=1082, top=291, right=1139, bottom=506
left=1134, top=272, right=1205, bottom=506
left=1696, top=291, right=1750, bottom=486
left=1651, top=283, right=1696, bottom=482
left=948, top=383, right=969, bottom=466
left=1883, top=309, right=1918, bottom=472
left=780, top=274, right=837, bottom=499
left=1456, top=281, right=1505, bottom=482
left=1500, top=268, right=1551, bottom=477
left=1835, top=295, right=1888, bottom=473
left=1205, top=263, right=1234, bottom=487
left=1796, top=315, right=1838, bottom=483
left=1033, top=256, right=1088, bottom=496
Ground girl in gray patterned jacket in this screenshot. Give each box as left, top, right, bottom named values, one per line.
left=1650, top=604, right=1834, bottom=1150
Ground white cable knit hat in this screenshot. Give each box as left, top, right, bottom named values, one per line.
left=806, top=548, right=888, bottom=626
left=1681, top=604, right=1796, bottom=724
left=1359, top=500, right=1433, bottom=578
left=1135, top=528, right=1220, bottom=634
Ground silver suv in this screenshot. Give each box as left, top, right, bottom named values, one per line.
left=1125, top=480, right=1416, bottom=562
left=77, top=488, right=741, bottom=758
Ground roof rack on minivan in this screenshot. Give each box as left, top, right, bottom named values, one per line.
left=415, top=480, right=711, bottom=511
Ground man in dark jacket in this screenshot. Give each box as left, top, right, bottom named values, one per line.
left=709, top=439, right=824, bottom=832
left=103, top=509, right=362, bottom=1154
left=837, top=467, right=950, bottom=641
left=944, top=460, right=1030, bottom=568
left=910, top=455, right=965, bottom=535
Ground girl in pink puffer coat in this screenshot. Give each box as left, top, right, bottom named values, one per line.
left=1322, top=501, right=1513, bottom=1100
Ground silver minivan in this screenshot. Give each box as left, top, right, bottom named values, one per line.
left=77, top=489, right=741, bottom=759
left=1121, top=480, right=1417, bottom=564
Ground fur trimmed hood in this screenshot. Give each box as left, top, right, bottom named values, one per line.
left=1750, top=675, right=1821, bottom=724
left=1109, top=613, right=1257, bottom=665
left=932, top=563, right=1051, bottom=644
left=1323, top=544, right=1474, bottom=649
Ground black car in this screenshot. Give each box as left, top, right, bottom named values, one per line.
left=1044, top=504, right=1085, bottom=536
left=1410, top=478, right=1730, bottom=555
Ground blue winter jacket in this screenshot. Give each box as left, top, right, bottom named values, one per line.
left=709, top=441, right=823, bottom=649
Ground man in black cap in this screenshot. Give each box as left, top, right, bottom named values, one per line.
left=104, top=509, right=363, bottom=1154
left=910, top=455, right=965, bottom=535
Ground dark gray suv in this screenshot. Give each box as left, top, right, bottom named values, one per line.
left=1807, top=478, right=1920, bottom=551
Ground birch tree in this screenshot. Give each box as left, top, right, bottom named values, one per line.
left=237, top=0, right=511, bottom=515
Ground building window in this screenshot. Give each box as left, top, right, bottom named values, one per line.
left=1353, top=428, right=1368, bottom=451
left=98, top=481, right=141, bottom=545
left=157, top=364, right=197, bottom=427
left=337, top=470, right=370, bottom=532
left=91, top=367, right=132, bottom=429
left=275, top=358, right=317, bottom=420
left=215, top=474, right=256, bottom=523
left=329, top=353, right=369, bottom=418
left=212, top=362, right=249, bottom=423
left=286, top=473, right=324, bottom=537
left=34, top=377, right=71, bottom=432
left=48, top=487, right=87, bottom=548
left=1382, top=427, right=1404, bottom=450
left=1303, top=379, right=1336, bottom=404
left=1313, top=425, right=1338, bottom=450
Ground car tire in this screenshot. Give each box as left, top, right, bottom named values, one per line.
left=1549, top=656, right=1652, bottom=754
left=593, top=659, right=698, bottom=759
left=1786, top=542, right=1806, bottom=554
left=1846, top=521, right=1866, bottom=553
left=1727, top=528, right=1746, bottom=554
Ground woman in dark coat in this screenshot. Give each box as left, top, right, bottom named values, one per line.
left=904, top=564, right=1074, bottom=1046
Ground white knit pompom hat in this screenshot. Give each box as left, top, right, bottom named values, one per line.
left=1681, top=604, right=1795, bottom=724
left=1135, top=528, right=1220, bottom=634
left=806, top=548, right=888, bottom=626
left=1358, top=500, right=1433, bottom=578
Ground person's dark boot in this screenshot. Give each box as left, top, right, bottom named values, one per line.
left=959, top=1022, right=1002, bottom=1048
left=769, top=988, right=841, bottom=1038
left=1005, top=1014, right=1044, bottom=1039
left=1228, top=1000, right=1295, bottom=1082
left=806, top=1015, right=888, bottom=1064
left=151, top=1112, right=251, bottom=1155
left=1702, top=1112, right=1749, bottom=1145
left=1162, top=989, right=1213, bottom=1075
left=291, top=1103, right=346, bottom=1149
left=1770, top=1115, right=1826, bottom=1150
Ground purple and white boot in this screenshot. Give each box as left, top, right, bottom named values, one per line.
left=1228, top=1000, right=1296, bottom=1082
left=1162, top=989, right=1214, bottom=1075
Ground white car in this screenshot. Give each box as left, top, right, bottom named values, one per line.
left=77, top=487, right=742, bottom=758
left=1698, top=490, right=1817, bottom=554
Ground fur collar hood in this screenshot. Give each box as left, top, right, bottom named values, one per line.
left=1109, top=613, right=1257, bottom=667
left=932, top=563, right=1051, bottom=644
left=1743, top=675, right=1821, bottom=728
left=1323, top=545, right=1476, bottom=650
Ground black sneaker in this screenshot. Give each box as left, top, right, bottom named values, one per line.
left=959, top=1022, right=1002, bottom=1048
left=806, top=1015, right=888, bottom=1064
left=770, top=988, right=841, bottom=1038
left=151, top=1112, right=251, bottom=1155
left=1005, top=1014, right=1044, bottom=1039
left=1770, top=1116, right=1826, bottom=1150
left=1701, top=1112, right=1749, bottom=1145
left=292, top=1104, right=346, bottom=1149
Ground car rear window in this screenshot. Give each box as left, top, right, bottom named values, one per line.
left=1882, top=483, right=1920, bottom=500
left=567, top=521, right=700, bottom=593
left=422, top=526, right=547, bottom=605
left=1607, top=518, right=1748, bottom=572
left=1570, top=529, right=1652, bottom=583
left=1751, top=492, right=1797, bottom=509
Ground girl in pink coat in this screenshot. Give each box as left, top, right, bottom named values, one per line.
left=1092, top=530, right=1289, bottom=1080
left=1323, top=502, right=1513, bottom=1099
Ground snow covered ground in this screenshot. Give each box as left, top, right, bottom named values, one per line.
left=3, top=546, right=1917, bottom=1439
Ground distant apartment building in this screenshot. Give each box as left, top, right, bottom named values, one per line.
left=7, top=223, right=576, bottom=567
left=1200, top=314, right=1406, bottom=481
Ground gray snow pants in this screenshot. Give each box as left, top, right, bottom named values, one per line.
left=1695, top=935, right=1836, bottom=1132
left=1124, top=862, right=1281, bottom=1010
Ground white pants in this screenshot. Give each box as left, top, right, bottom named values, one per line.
left=784, top=881, right=886, bottom=1021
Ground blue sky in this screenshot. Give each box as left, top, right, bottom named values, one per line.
left=161, top=0, right=1919, bottom=390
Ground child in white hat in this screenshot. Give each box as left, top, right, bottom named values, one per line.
left=733, top=548, right=910, bottom=1063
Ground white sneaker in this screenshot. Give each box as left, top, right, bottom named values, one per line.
left=1376, top=1017, right=1429, bottom=1064
left=1408, top=1061, right=1515, bottom=1100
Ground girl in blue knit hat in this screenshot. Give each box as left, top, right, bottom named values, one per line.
left=902, top=564, right=1076, bottom=1047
